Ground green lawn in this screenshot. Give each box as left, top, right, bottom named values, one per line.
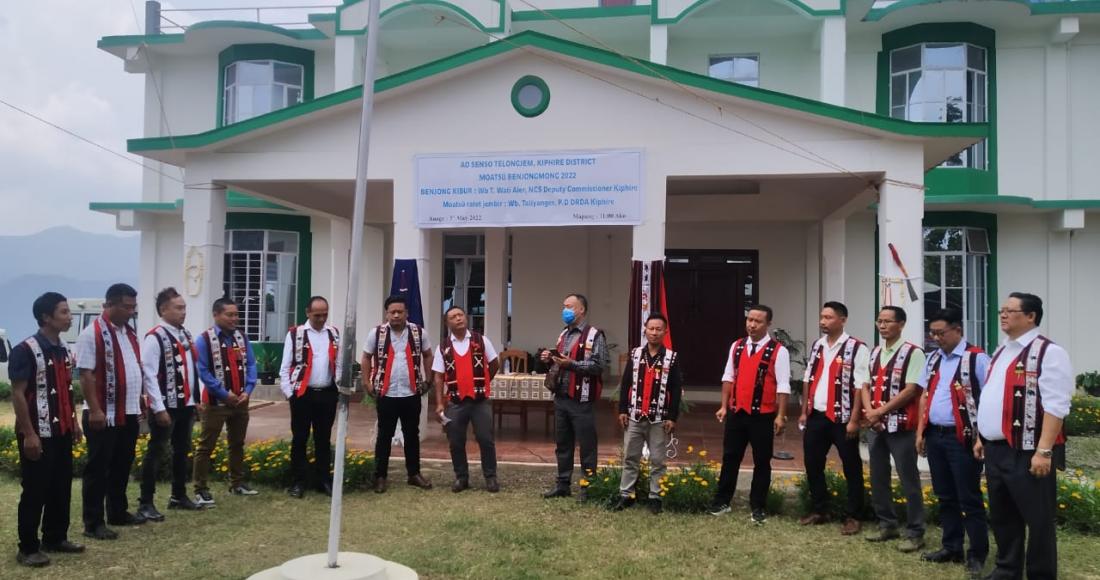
left=2, top=465, right=1100, bottom=579
left=1067, top=435, right=1100, bottom=480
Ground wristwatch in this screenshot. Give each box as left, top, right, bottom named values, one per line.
left=1036, top=448, right=1054, bottom=458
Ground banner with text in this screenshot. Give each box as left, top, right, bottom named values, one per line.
left=416, top=149, right=644, bottom=228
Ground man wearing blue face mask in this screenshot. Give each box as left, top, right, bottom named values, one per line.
left=540, top=293, right=609, bottom=502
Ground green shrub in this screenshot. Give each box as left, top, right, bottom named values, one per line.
left=1066, top=396, right=1100, bottom=436
left=1058, top=470, right=1100, bottom=534
left=0, top=382, right=11, bottom=401
left=1077, top=372, right=1100, bottom=398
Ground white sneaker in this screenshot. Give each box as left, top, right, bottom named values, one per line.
left=194, top=490, right=216, bottom=507
left=708, top=504, right=732, bottom=516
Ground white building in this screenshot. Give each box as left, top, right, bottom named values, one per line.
left=93, top=0, right=1100, bottom=390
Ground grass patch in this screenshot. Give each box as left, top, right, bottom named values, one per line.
left=1067, top=435, right=1100, bottom=480
left=2, top=467, right=1100, bottom=579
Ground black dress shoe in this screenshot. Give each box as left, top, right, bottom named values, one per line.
left=16, top=551, right=50, bottom=567
left=317, top=481, right=333, bottom=497
left=451, top=478, right=470, bottom=493
left=407, top=474, right=433, bottom=490
left=41, top=540, right=85, bottom=554
left=168, top=496, right=203, bottom=510
left=137, top=504, right=166, bottom=522
left=921, top=548, right=965, bottom=564
left=485, top=477, right=500, bottom=493
left=966, top=558, right=986, bottom=579
left=83, top=525, right=118, bottom=540
left=107, top=512, right=147, bottom=526
left=543, top=486, right=571, bottom=499
left=374, top=478, right=387, bottom=494
left=609, top=495, right=635, bottom=511
left=287, top=484, right=305, bottom=499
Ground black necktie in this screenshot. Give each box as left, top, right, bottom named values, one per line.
left=750, top=342, right=758, bottom=356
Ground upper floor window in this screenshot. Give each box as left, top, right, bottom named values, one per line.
left=890, top=42, right=987, bottom=169
left=223, top=60, right=304, bottom=126
left=708, top=54, right=759, bottom=88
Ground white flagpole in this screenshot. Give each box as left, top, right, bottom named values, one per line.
left=328, top=0, right=382, bottom=568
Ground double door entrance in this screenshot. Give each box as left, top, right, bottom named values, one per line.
left=664, top=249, right=759, bottom=389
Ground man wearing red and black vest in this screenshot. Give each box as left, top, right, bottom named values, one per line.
left=362, top=295, right=434, bottom=493
left=432, top=306, right=500, bottom=493
left=975, top=293, right=1073, bottom=579
left=798, top=301, right=869, bottom=535
left=138, top=288, right=202, bottom=522
left=915, top=307, right=989, bottom=578
left=192, top=298, right=259, bottom=506
left=76, top=283, right=151, bottom=538
left=708, top=304, right=790, bottom=525
left=612, top=313, right=682, bottom=515
left=861, top=306, right=927, bottom=552
left=541, top=293, right=609, bottom=501
left=279, top=296, right=340, bottom=499
left=10, top=293, right=85, bottom=567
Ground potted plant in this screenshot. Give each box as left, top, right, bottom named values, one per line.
left=255, top=348, right=281, bottom=385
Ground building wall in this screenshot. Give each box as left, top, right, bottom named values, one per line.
left=1069, top=36, right=1100, bottom=200
left=667, top=35, right=820, bottom=100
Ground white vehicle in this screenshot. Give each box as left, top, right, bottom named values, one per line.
left=59, top=298, right=139, bottom=347
left=0, top=328, right=11, bottom=384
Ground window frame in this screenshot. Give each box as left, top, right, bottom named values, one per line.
left=217, top=44, right=315, bottom=128
left=707, top=53, right=761, bottom=88
left=224, top=229, right=300, bottom=342
left=222, top=60, right=306, bottom=126
left=921, top=212, right=998, bottom=350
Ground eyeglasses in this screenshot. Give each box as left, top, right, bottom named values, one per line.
left=998, top=308, right=1025, bottom=316
left=927, top=328, right=959, bottom=338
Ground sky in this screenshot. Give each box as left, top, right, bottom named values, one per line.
left=0, top=1, right=332, bottom=237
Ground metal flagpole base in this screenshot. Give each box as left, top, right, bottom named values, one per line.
left=248, top=552, right=417, bottom=580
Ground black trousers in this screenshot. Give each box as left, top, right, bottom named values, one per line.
left=802, top=410, right=864, bottom=518
left=714, top=411, right=775, bottom=510
left=553, top=397, right=598, bottom=486
left=444, top=398, right=497, bottom=480
left=926, top=426, right=988, bottom=562
left=290, top=388, right=338, bottom=486
left=82, top=411, right=140, bottom=529
left=373, top=394, right=422, bottom=479
left=18, top=434, right=73, bottom=554
left=140, top=406, right=195, bottom=503
left=984, top=439, right=1058, bottom=580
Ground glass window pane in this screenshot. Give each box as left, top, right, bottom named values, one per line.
left=946, top=288, right=964, bottom=312
left=274, top=62, right=302, bottom=86
left=708, top=56, right=733, bottom=80
left=924, top=227, right=946, bottom=252
left=237, top=61, right=270, bottom=85
left=945, top=255, right=963, bottom=287
left=444, top=235, right=478, bottom=256
left=225, top=63, right=237, bottom=86
left=732, top=56, right=758, bottom=81
left=466, top=287, right=485, bottom=315
left=891, top=45, right=921, bottom=72
left=891, top=75, right=906, bottom=109
left=287, top=87, right=302, bottom=106
left=923, top=252, right=941, bottom=288
left=233, top=230, right=264, bottom=251
left=891, top=106, right=905, bottom=119
left=967, top=229, right=990, bottom=254
left=924, top=43, right=965, bottom=70
left=968, top=44, right=986, bottom=72
left=944, top=70, right=966, bottom=122
left=469, top=260, right=485, bottom=287
left=271, top=85, right=286, bottom=111
left=267, top=231, right=298, bottom=253
left=252, top=84, right=273, bottom=117
left=443, top=259, right=457, bottom=287
left=517, top=84, right=543, bottom=108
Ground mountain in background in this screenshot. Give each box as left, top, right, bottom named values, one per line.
left=0, top=227, right=138, bottom=341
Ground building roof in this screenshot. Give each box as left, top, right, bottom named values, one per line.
left=125, top=30, right=987, bottom=168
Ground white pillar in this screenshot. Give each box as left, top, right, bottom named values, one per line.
left=805, top=222, right=822, bottom=344
left=182, top=185, right=227, bottom=331
left=632, top=163, right=666, bottom=262
left=1044, top=20, right=1075, bottom=199
left=649, top=24, right=668, bottom=66
left=137, top=224, right=159, bottom=333
left=334, top=36, right=357, bottom=91
left=484, top=228, right=508, bottom=348
left=819, top=16, right=846, bottom=106
left=878, top=176, right=925, bottom=346
left=821, top=217, right=846, bottom=302
left=329, top=218, right=352, bottom=330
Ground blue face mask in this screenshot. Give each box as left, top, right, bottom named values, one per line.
left=562, top=308, right=576, bottom=325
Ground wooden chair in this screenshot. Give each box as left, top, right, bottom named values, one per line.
left=500, top=349, right=529, bottom=374
left=493, top=349, right=529, bottom=431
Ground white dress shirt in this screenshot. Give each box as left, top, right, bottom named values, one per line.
left=363, top=324, right=433, bottom=398
left=141, top=320, right=198, bottom=412
left=279, top=325, right=338, bottom=399
left=721, top=334, right=791, bottom=394
left=976, top=327, right=1074, bottom=442
left=432, top=332, right=499, bottom=373
left=76, top=319, right=143, bottom=416
left=804, top=333, right=871, bottom=413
